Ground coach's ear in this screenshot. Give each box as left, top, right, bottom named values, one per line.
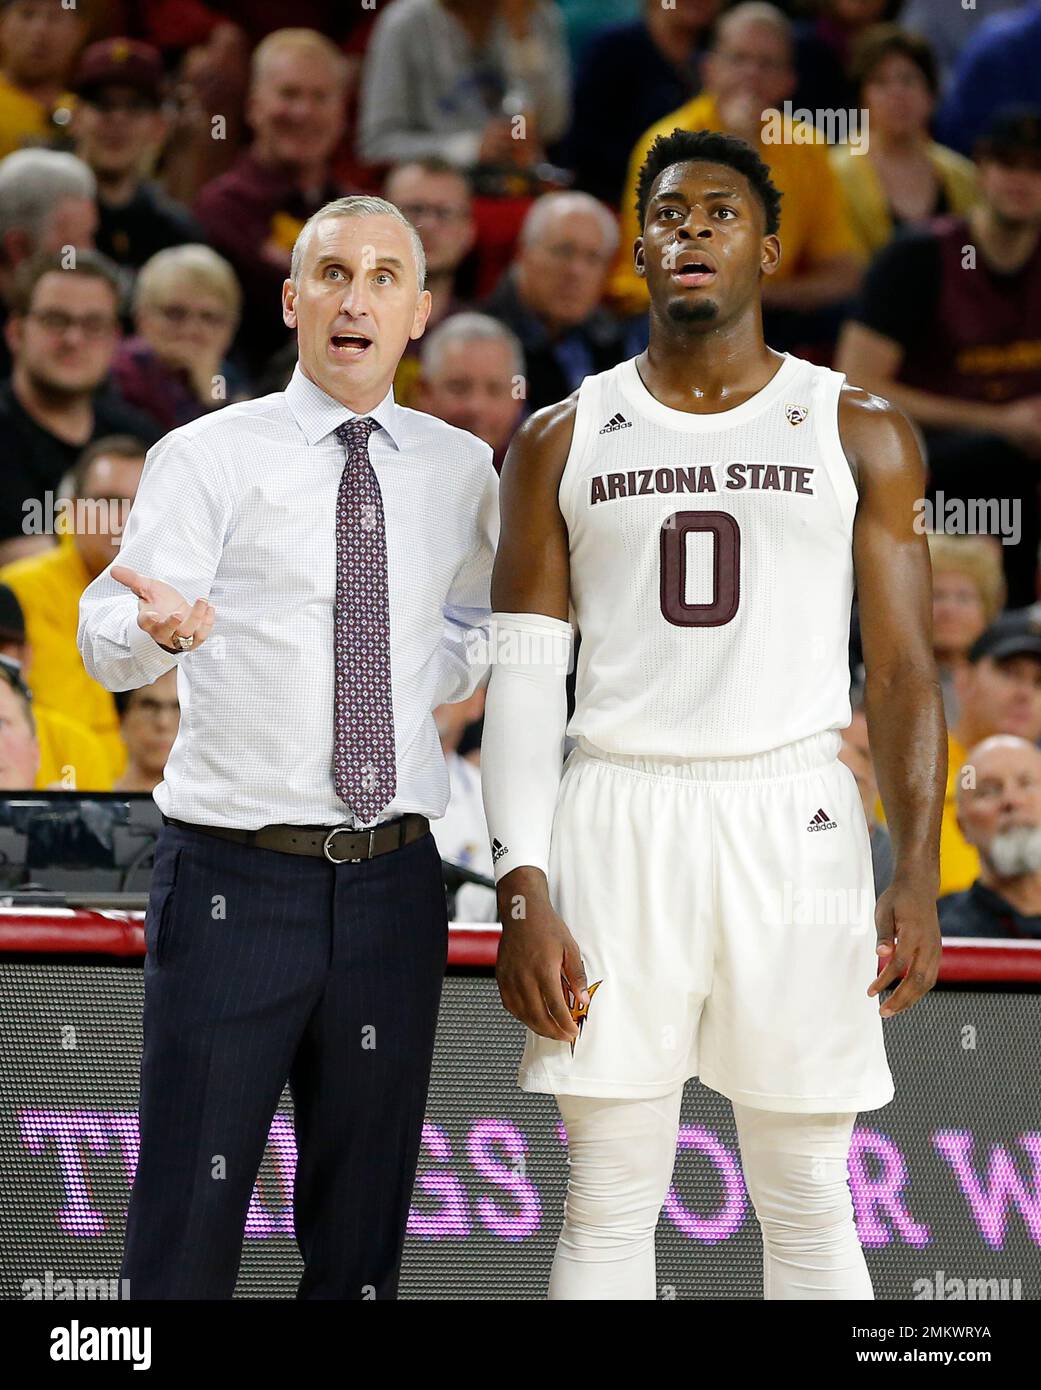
left=282, top=278, right=298, bottom=329
left=633, top=237, right=646, bottom=279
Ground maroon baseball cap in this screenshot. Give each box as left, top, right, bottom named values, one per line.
left=73, top=38, right=165, bottom=103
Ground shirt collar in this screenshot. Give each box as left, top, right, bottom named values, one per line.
left=284, top=362, right=407, bottom=450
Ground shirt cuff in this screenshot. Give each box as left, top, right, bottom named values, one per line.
left=127, top=614, right=186, bottom=682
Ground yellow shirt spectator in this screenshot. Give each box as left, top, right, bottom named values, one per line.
left=393, top=352, right=423, bottom=410
left=1, top=535, right=126, bottom=782
left=610, top=92, right=861, bottom=316
left=871, top=731, right=978, bottom=897
left=829, top=142, right=978, bottom=260
left=940, top=732, right=980, bottom=897
left=0, top=72, right=75, bottom=159
left=34, top=705, right=114, bottom=791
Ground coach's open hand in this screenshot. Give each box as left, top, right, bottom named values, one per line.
left=496, top=867, right=587, bottom=1043
left=111, top=564, right=216, bottom=655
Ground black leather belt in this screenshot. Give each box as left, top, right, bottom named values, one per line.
left=161, top=813, right=430, bottom=864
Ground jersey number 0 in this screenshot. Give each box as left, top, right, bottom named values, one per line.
left=660, top=510, right=741, bottom=627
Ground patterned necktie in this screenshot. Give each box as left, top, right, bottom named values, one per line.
left=332, top=417, right=396, bottom=823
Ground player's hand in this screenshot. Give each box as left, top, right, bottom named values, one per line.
left=495, top=867, right=587, bottom=1042
left=111, top=565, right=216, bottom=655
left=867, top=875, right=942, bottom=1017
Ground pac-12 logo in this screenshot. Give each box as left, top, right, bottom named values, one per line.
left=785, top=403, right=809, bottom=426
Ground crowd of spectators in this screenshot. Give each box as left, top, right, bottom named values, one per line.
left=0, top=0, right=1039, bottom=933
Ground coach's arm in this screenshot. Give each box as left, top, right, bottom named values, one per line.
left=481, top=396, right=586, bottom=1043
left=842, top=387, right=946, bottom=1017
left=78, top=433, right=227, bottom=691
left=435, top=448, right=500, bottom=706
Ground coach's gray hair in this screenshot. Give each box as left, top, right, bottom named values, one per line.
left=0, top=149, right=96, bottom=242
left=290, top=195, right=427, bottom=291
left=420, top=311, right=524, bottom=379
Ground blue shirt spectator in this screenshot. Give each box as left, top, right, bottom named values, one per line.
left=936, top=2, right=1041, bottom=155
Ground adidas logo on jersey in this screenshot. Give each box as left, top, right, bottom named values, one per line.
left=807, top=808, right=837, bottom=832
left=599, top=412, right=632, bottom=434
left=491, top=837, right=508, bottom=863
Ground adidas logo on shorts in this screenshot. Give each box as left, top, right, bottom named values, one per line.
left=807, top=807, right=837, bottom=832
left=599, top=412, right=632, bottom=434
left=491, top=838, right=508, bottom=863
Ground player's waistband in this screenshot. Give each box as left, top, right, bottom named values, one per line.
left=573, top=729, right=843, bottom=783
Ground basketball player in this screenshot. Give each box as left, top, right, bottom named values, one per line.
left=480, top=129, right=946, bottom=1300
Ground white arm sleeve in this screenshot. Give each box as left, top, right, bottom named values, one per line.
left=480, top=610, right=574, bottom=884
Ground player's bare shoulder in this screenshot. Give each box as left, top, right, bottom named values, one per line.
left=499, top=390, right=580, bottom=509
left=493, top=392, right=579, bottom=614
left=837, top=383, right=927, bottom=498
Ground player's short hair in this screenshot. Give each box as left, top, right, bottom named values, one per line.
left=635, top=128, right=783, bottom=237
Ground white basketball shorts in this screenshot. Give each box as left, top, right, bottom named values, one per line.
left=518, top=730, right=895, bottom=1114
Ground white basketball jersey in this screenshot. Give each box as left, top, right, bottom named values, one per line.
left=560, top=352, right=859, bottom=758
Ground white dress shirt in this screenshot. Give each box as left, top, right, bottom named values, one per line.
left=78, top=365, right=499, bottom=830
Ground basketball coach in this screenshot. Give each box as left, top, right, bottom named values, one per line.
left=78, top=196, right=499, bottom=1299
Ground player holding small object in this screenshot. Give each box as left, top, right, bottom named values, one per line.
left=481, top=129, right=946, bottom=1300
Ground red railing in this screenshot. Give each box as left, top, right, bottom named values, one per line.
left=1, top=911, right=1040, bottom=980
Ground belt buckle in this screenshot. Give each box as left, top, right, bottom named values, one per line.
left=322, top=824, right=376, bottom=864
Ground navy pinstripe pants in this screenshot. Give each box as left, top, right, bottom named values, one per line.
left=120, top=820, right=449, bottom=1299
